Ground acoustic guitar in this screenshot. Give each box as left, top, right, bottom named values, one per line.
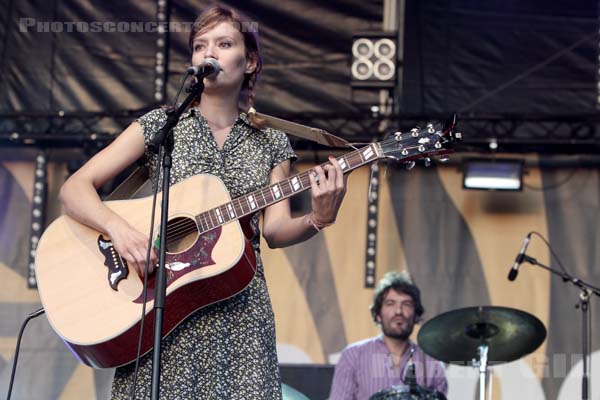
left=35, top=121, right=459, bottom=368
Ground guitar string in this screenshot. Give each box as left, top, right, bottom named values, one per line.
left=163, top=138, right=442, bottom=243
left=163, top=166, right=322, bottom=241
left=163, top=168, right=315, bottom=239
left=159, top=138, right=443, bottom=243
left=163, top=127, right=454, bottom=246
left=160, top=139, right=440, bottom=243
left=162, top=166, right=321, bottom=243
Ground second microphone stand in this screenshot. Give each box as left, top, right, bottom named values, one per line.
left=520, top=254, right=599, bottom=400
left=146, top=78, right=205, bottom=400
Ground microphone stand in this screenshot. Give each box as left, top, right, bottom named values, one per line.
left=519, top=254, right=599, bottom=400
left=146, top=77, right=205, bottom=400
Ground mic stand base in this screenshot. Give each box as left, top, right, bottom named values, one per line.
left=577, top=289, right=590, bottom=400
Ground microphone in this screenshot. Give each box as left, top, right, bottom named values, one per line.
left=186, top=58, right=220, bottom=78
left=508, top=233, right=532, bottom=281
left=405, top=348, right=418, bottom=394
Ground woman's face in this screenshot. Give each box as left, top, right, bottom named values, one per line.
left=191, top=21, right=256, bottom=94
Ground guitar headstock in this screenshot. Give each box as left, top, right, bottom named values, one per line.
left=379, top=115, right=461, bottom=164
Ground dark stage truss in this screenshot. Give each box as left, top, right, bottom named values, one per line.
left=2, top=110, right=600, bottom=154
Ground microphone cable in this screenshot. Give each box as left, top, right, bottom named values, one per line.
left=6, top=308, right=45, bottom=400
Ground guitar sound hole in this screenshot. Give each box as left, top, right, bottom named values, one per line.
left=165, top=216, right=199, bottom=253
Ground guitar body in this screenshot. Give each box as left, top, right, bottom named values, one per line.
left=35, top=174, right=257, bottom=368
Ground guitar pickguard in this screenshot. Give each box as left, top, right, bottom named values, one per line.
left=133, top=227, right=222, bottom=303
left=97, top=236, right=129, bottom=290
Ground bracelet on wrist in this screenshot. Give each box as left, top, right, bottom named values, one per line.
left=307, top=212, right=335, bottom=232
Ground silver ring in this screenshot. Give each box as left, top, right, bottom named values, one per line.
left=313, top=172, right=320, bottom=184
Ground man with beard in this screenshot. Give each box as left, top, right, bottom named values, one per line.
left=329, top=271, right=448, bottom=399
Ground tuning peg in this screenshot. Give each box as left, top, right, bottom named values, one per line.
left=438, top=156, right=450, bottom=163
left=424, top=158, right=431, bottom=167
left=405, top=161, right=416, bottom=170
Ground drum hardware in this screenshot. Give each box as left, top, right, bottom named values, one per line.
left=417, top=306, right=547, bottom=400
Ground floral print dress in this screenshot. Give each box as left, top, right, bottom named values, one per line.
left=110, top=107, right=296, bottom=400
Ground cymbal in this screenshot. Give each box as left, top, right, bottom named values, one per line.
left=417, top=306, right=546, bottom=365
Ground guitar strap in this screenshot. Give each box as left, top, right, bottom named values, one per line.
left=104, top=109, right=351, bottom=201
left=104, top=162, right=151, bottom=201
left=246, top=107, right=353, bottom=148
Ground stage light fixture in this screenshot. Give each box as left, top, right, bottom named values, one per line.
left=351, top=31, right=397, bottom=88
left=28, top=152, right=48, bottom=288
left=463, top=159, right=524, bottom=191
left=154, top=0, right=170, bottom=102
left=364, top=162, right=380, bottom=288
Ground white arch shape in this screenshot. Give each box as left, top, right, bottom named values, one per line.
left=557, top=350, right=600, bottom=400
left=446, top=359, right=546, bottom=400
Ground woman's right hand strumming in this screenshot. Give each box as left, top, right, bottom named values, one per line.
left=105, top=217, right=158, bottom=277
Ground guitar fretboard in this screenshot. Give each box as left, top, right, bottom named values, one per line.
left=195, top=143, right=381, bottom=233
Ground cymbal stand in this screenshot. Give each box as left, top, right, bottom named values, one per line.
left=473, top=344, right=489, bottom=400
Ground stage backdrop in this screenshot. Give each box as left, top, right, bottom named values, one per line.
left=0, top=155, right=599, bottom=400
left=2, top=0, right=597, bottom=136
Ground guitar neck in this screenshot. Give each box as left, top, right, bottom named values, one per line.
left=196, top=143, right=381, bottom=233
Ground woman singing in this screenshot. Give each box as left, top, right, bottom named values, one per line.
left=59, top=5, right=347, bottom=399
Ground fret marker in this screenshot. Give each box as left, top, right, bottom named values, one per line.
left=339, top=158, right=348, bottom=170
left=362, top=147, right=374, bottom=160
left=272, top=184, right=282, bottom=199
left=215, top=208, right=224, bottom=224
left=291, top=177, right=301, bottom=191
left=248, top=195, right=257, bottom=210
left=227, top=204, right=236, bottom=218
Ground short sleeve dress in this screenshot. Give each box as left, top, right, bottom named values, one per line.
left=110, top=107, right=297, bottom=400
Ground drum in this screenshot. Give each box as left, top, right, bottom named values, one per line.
left=281, top=383, right=309, bottom=400
left=368, top=384, right=447, bottom=400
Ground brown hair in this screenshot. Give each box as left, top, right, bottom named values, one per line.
left=370, top=271, right=425, bottom=324
left=188, top=5, right=263, bottom=120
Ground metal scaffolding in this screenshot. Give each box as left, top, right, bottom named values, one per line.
left=2, top=110, right=600, bottom=154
